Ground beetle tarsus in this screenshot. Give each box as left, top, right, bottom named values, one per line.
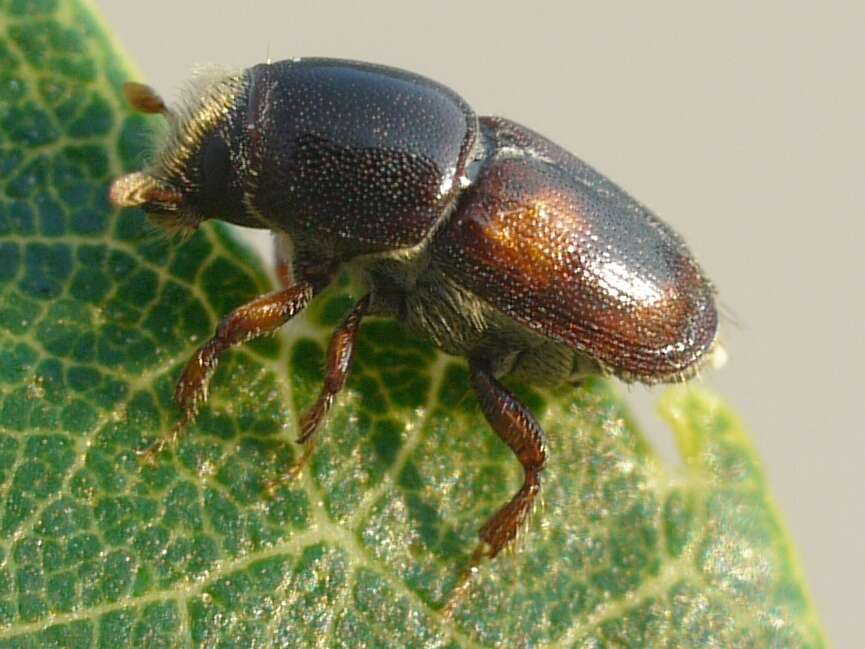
left=264, top=441, right=316, bottom=495
left=442, top=542, right=488, bottom=618
left=139, top=421, right=184, bottom=466
left=175, top=340, right=219, bottom=419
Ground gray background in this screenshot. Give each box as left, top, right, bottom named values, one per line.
left=96, top=1, right=864, bottom=645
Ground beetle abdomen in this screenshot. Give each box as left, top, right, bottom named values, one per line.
left=247, top=59, right=478, bottom=253
left=434, top=117, right=718, bottom=382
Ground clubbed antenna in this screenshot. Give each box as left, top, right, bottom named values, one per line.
left=123, top=82, right=171, bottom=116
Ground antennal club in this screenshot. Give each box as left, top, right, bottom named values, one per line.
left=123, top=82, right=170, bottom=116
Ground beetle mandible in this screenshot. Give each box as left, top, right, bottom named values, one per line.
left=111, top=58, right=719, bottom=569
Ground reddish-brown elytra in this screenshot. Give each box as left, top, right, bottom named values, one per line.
left=110, top=58, right=720, bottom=602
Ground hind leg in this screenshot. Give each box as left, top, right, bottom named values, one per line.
left=445, top=358, right=547, bottom=615
left=469, top=359, right=547, bottom=557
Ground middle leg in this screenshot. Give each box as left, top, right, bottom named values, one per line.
left=274, top=294, right=371, bottom=484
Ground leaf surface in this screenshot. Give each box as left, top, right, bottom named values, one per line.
left=0, top=1, right=828, bottom=647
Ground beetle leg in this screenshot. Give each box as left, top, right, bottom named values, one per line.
left=444, top=359, right=548, bottom=614
left=271, top=295, right=371, bottom=487
left=275, top=261, right=293, bottom=289
left=141, top=282, right=315, bottom=463
left=300, top=294, right=371, bottom=442
left=469, top=358, right=547, bottom=557
left=273, top=234, right=294, bottom=289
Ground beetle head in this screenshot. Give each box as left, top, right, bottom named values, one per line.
left=110, top=71, right=261, bottom=233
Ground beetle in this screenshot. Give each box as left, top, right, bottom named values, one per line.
left=110, top=57, right=719, bottom=570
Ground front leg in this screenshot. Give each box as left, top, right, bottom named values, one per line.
left=143, top=281, right=316, bottom=461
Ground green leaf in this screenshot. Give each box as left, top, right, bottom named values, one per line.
left=0, top=1, right=829, bottom=647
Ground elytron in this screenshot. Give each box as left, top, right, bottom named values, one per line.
left=111, top=58, right=719, bottom=577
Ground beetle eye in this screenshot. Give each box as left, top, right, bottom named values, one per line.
left=192, top=133, right=234, bottom=220
left=201, top=134, right=231, bottom=197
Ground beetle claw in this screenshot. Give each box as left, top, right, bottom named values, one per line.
left=442, top=543, right=491, bottom=619
left=137, top=443, right=163, bottom=467
left=137, top=425, right=180, bottom=467
left=265, top=435, right=317, bottom=497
